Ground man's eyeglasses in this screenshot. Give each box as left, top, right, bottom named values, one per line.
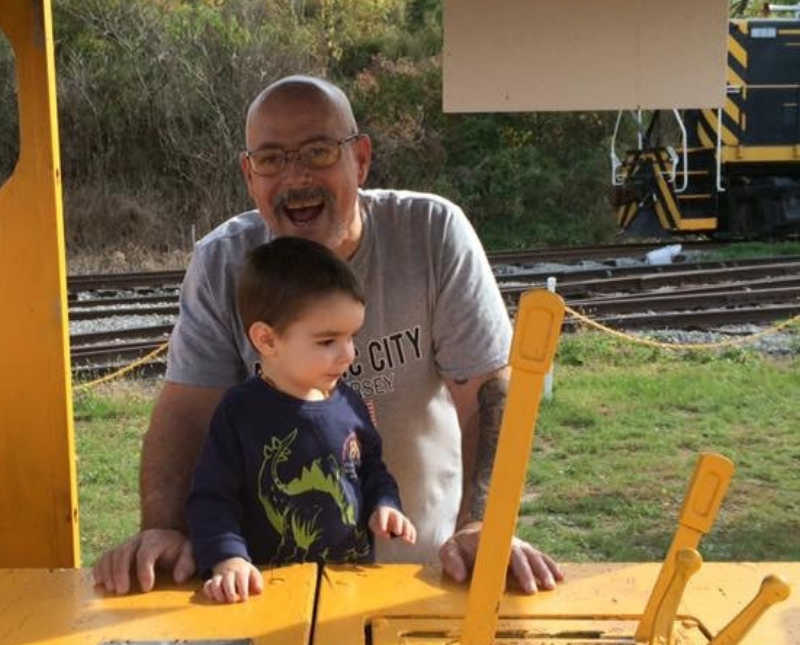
left=244, top=134, right=362, bottom=177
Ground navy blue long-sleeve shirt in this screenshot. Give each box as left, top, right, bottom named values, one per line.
left=186, top=377, right=402, bottom=576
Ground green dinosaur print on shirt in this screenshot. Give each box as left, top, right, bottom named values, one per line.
left=256, top=428, right=365, bottom=563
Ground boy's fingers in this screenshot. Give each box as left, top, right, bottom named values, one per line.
left=250, top=567, right=264, bottom=595
left=378, top=508, right=390, bottom=533
left=222, top=572, right=238, bottom=603
left=236, top=569, right=249, bottom=601
left=369, top=510, right=388, bottom=536
left=386, top=510, right=401, bottom=536
left=205, top=576, right=224, bottom=603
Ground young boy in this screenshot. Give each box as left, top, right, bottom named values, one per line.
left=186, top=237, right=416, bottom=603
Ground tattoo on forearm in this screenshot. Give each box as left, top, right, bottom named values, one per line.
left=470, top=376, right=508, bottom=521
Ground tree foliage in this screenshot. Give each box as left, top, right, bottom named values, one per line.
left=0, top=0, right=664, bottom=254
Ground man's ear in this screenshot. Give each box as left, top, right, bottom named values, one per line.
left=354, top=133, right=372, bottom=186
left=248, top=321, right=278, bottom=356
left=240, top=151, right=256, bottom=199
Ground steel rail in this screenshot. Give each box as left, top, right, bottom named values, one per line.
left=70, top=325, right=173, bottom=346
left=486, top=240, right=730, bottom=265
left=65, top=241, right=735, bottom=294
left=570, top=286, right=800, bottom=316
left=500, top=261, right=800, bottom=298
left=561, top=303, right=800, bottom=331
left=69, top=305, right=179, bottom=321
left=494, top=256, right=800, bottom=283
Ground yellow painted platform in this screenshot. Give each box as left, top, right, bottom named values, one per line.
left=0, top=562, right=795, bottom=644
left=0, top=564, right=317, bottom=645
left=315, top=562, right=799, bottom=644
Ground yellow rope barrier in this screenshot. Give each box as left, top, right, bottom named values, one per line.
left=70, top=307, right=799, bottom=392
left=73, top=342, right=169, bottom=392
left=564, top=305, right=800, bottom=350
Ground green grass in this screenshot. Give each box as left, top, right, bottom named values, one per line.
left=520, top=332, right=800, bottom=563
left=701, top=240, right=800, bottom=261
left=73, top=381, right=157, bottom=566
left=73, top=336, right=800, bottom=566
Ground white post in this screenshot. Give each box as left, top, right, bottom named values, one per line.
left=543, top=277, right=557, bottom=399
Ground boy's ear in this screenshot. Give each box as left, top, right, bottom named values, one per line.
left=248, top=321, right=278, bottom=356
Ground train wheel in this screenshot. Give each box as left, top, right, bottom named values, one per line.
left=729, top=197, right=755, bottom=237
left=622, top=206, right=672, bottom=239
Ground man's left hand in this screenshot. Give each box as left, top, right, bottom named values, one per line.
left=438, top=522, right=564, bottom=594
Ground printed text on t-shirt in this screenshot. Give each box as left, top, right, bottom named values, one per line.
left=344, top=326, right=422, bottom=397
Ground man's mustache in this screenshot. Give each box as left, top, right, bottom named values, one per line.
left=273, top=187, right=332, bottom=210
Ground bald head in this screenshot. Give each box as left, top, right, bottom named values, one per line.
left=245, top=75, right=358, bottom=143
left=239, top=74, right=372, bottom=260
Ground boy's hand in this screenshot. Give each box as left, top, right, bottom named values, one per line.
left=204, top=557, right=263, bottom=603
left=368, top=506, right=417, bottom=544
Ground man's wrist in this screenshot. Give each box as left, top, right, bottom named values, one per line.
left=455, top=519, right=483, bottom=533
left=140, top=502, right=187, bottom=532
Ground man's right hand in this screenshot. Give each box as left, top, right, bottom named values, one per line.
left=92, top=529, right=195, bottom=594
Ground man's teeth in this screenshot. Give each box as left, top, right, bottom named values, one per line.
left=287, top=198, right=323, bottom=209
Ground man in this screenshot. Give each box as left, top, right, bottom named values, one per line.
left=92, top=75, right=563, bottom=595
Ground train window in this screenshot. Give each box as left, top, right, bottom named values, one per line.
left=751, top=26, right=777, bottom=38
left=0, top=32, right=19, bottom=188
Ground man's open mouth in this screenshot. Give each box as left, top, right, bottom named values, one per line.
left=279, top=190, right=327, bottom=226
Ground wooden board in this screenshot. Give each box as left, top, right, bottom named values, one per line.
left=444, top=0, right=728, bottom=111
left=0, top=565, right=318, bottom=645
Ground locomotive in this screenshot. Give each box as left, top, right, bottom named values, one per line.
left=611, top=16, right=800, bottom=237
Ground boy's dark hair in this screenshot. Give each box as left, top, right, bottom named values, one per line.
left=237, top=237, right=365, bottom=336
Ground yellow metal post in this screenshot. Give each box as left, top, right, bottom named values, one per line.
left=0, top=0, right=79, bottom=566
left=461, top=290, right=564, bottom=645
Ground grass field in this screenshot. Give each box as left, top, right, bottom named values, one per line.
left=702, top=240, right=800, bottom=260
left=74, top=330, right=800, bottom=568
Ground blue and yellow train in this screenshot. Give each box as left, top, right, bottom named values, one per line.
left=612, top=16, right=800, bottom=237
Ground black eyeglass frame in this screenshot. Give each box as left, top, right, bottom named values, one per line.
left=244, top=133, right=363, bottom=177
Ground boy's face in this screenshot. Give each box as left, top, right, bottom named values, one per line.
left=263, top=292, right=364, bottom=400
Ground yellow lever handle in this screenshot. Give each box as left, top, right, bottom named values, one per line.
left=678, top=453, right=735, bottom=533
left=635, top=453, right=734, bottom=643
left=709, top=574, right=791, bottom=645
left=649, top=548, right=703, bottom=645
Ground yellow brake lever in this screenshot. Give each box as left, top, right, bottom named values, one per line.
left=649, top=548, right=702, bottom=645
left=709, top=574, right=791, bottom=645
left=635, top=452, right=734, bottom=642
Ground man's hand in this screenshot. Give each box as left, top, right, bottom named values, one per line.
left=369, top=506, right=417, bottom=544
left=204, top=557, right=263, bottom=603
left=92, top=529, right=195, bottom=594
left=438, top=522, right=564, bottom=594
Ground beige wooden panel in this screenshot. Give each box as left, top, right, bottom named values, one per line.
left=0, top=0, right=78, bottom=566
left=444, top=0, right=728, bottom=111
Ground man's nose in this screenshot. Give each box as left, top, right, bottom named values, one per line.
left=281, top=152, right=310, bottom=178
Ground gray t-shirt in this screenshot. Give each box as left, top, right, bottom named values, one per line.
left=167, top=188, right=512, bottom=563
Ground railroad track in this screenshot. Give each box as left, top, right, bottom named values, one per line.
left=65, top=241, right=730, bottom=295
left=486, top=239, right=729, bottom=265
left=68, top=250, right=800, bottom=377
